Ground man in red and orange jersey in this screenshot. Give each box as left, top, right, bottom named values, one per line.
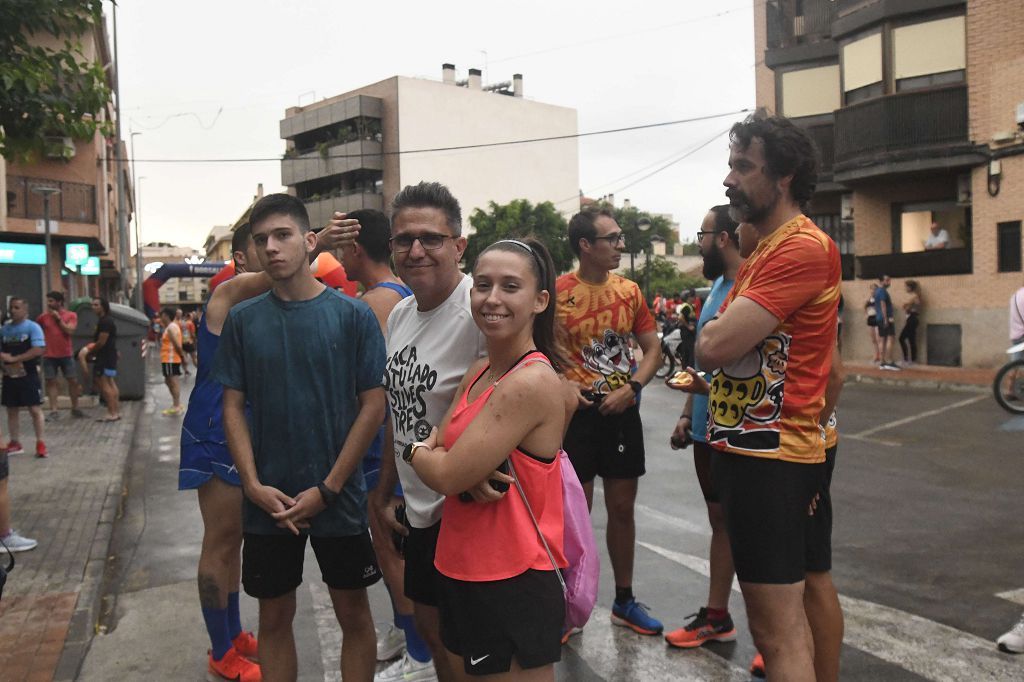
left=697, top=111, right=841, bottom=682
left=556, top=206, right=664, bottom=638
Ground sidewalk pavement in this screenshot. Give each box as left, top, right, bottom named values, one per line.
left=0, top=398, right=141, bottom=682
left=845, top=361, right=995, bottom=391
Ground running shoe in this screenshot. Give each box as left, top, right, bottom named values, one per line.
left=664, top=607, right=737, bottom=648
left=377, top=623, right=406, bottom=661
left=561, top=626, right=583, bottom=645
left=71, top=408, right=86, bottom=418
left=3, top=441, right=24, bottom=456
left=750, top=651, right=766, bottom=678
left=374, top=651, right=437, bottom=682
left=1, top=530, right=38, bottom=553
left=997, top=613, right=1024, bottom=653
left=161, top=406, right=184, bottom=416
left=610, top=598, right=663, bottom=635
left=35, top=441, right=48, bottom=458
left=208, top=647, right=262, bottom=682
left=233, top=631, right=259, bottom=660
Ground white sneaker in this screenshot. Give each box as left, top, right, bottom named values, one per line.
left=1, top=530, right=38, bottom=553
left=376, top=623, right=406, bottom=662
left=997, top=613, right=1024, bottom=653
left=375, top=652, right=437, bottom=682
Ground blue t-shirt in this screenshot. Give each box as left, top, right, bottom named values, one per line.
left=872, top=286, right=893, bottom=323
left=212, top=287, right=386, bottom=536
left=691, top=276, right=734, bottom=444
left=1, top=319, right=46, bottom=376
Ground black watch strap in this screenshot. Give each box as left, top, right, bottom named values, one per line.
left=628, top=380, right=643, bottom=395
left=317, top=481, right=339, bottom=507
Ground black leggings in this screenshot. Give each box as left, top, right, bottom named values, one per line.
left=899, top=313, right=919, bottom=362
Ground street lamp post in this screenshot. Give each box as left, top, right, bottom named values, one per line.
left=637, top=217, right=652, bottom=304
left=31, top=185, right=61, bottom=301
left=134, top=177, right=146, bottom=311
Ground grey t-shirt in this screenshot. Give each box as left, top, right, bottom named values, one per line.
left=213, top=288, right=386, bottom=536
left=385, top=275, right=486, bottom=528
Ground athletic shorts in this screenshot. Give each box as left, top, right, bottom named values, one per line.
left=866, top=316, right=877, bottom=328
left=805, top=445, right=838, bottom=573
left=877, top=322, right=895, bottom=337
left=161, top=363, right=182, bottom=378
left=42, top=357, right=76, bottom=381
left=242, top=531, right=381, bottom=599
left=0, top=450, right=8, bottom=482
left=94, top=363, right=117, bottom=377
left=178, top=441, right=241, bottom=490
left=404, top=520, right=442, bottom=606
left=712, top=450, right=826, bottom=584
left=182, top=342, right=196, bottom=354
left=563, top=403, right=645, bottom=483
left=1, top=375, right=43, bottom=408
left=439, top=569, right=564, bottom=676
left=692, top=440, right=718, bottom=503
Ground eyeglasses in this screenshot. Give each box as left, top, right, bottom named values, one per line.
left=390, top=234, right=452, bottom=253
left=695, top=230, right=717, bottom=241
left=590, top=233, right=626, bottom=245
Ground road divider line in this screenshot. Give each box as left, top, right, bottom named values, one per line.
left=638, top=540, right=1024, bottom=681
left=850, top=394, right=986, bottom=438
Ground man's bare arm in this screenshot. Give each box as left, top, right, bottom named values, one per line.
left=696, top=297, right=780, bottom=370
left=820, top=343, right=845, bottom=426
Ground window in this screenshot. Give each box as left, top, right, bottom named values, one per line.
left=997, top=221, right=1022, bottom=273
left=178, top=291, right=189, bottom=302
left=893, top=16, right=965, bottom=92
left=780, top=65, right=840, bottom=118
left=895, top=202, right=969, bottom=254
left=841, top=32, right=882, bottom=104
left=812, top=214, right=853, bottom=255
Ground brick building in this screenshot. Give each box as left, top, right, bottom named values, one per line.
left=754, top=0, right=1024, bottom=367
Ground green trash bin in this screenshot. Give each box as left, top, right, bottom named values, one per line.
left=71, top=300, right=151, bottom=400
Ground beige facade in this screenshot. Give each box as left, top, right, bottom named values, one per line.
left=279, top=67, right=579, bottom=232
left=204, top=224, right=233, bottom=264
left=756, top=0, right=1024, bottom=368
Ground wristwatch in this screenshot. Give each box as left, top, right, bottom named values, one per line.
left=402, top=441, right=429, bottom=463
left=317, top=481, right=339, bottom=507
left=628, top=380, right=643, bottom=395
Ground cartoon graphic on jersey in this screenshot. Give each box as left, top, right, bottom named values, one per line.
left=708, top=333, right=790, bottom=453
left=580, top=329, right=633, bottom=393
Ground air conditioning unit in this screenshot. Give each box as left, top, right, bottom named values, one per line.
left=44, top=136, right=75, bottom=160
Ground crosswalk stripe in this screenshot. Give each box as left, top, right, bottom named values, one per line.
left=638, top=541, right=1024, bottom=681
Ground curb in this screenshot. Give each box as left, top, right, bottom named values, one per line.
left=51, top=399, right=144, bottom=682
left=847, top=371, right=989, bottom=394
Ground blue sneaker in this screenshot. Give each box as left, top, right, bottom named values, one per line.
left=610, top=598, right=663, bottom=635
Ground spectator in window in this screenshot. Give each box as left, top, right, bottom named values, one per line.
left=923, top=222, right=949, bottom=250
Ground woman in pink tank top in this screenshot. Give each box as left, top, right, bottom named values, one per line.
left=406, top=238, right=574, bottom=680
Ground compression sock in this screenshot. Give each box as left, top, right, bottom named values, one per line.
left=227, top=591, right=242, bottom=639
left=396, top=613, right=431, bottom=663
left=202, top=606, right=232, bottom=661
left=614, top=586, right=634, bottom=605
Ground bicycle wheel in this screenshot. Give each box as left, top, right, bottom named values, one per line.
left=993, top=359, right=1024, bottom=414
left=655, top=344, right=675, bottom=378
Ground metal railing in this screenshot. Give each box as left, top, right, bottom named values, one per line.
left=766, top=0, right=837, bottom=49
left=5, top=175, right=97, bottom=224
left=834, top=85, right=968, bottom=163
left=805, top=123, right=835, bottom=175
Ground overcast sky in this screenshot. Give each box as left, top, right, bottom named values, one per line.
left=110, top=0, right=755, bottom=252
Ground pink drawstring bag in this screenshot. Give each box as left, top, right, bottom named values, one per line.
left=510, top=449, right=600, bottom=630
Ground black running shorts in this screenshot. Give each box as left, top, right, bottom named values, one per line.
left=563, top=403, right=645, bottom=483
left=712, top=450, right=826, bottom=584
left=161, top=362, right=181, bottom=378
left=242, top=531, right=380, bottom=599
left=692, top=440, right=718, bottom=503
left=403, top=520, right=442, bottom=606
left=805, top=445, right=838, bottom=573
left=439, top=569, right=564, bottom=676
left=1, top=375, right=43, bottom=408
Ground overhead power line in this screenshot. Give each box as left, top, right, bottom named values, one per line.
left=123, top=107, right=752, bottom=164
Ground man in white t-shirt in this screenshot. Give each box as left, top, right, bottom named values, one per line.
left=1010, top=285, right=1024, bottom=361
left=924, top=222, right=950, bottom=250
left=372, top=181, right=486, bottom=682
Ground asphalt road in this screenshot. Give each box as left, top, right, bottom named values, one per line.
left=77, top=362, right=1024, bottom=680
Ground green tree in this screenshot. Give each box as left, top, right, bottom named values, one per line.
left=624, top=255, right=708, bottom=303
left=0, top=0, right=112, bottom=162
left=465, top=199, right=575, bottom=274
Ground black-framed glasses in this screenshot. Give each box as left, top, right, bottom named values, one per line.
left=390, top=234, right=452, bottom=253
left=590, top=233, right=626, bottom=245
left=695, top=230, right=716, bottom=241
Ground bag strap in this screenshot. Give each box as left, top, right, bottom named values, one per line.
left=507, top=457, right=567, bottom=594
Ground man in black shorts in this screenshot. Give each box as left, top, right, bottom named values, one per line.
left=556, top=207, right=664, bottom=637
left=1, top=298, right=47, bottom=458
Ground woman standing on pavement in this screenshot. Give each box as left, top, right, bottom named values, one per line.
left=865, top=283, right=880, bottom=362
left=899, top=280, right=922, bottom=366
left=407, top=238, right=571, bottom=680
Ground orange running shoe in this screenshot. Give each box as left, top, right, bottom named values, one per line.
left=233, top=631, right=259, bottom=660
left=750, top=651, right=766, bottom=678
left=664, top=607, right=737, bottom=649
left=209, top=647, right=262, bottom=682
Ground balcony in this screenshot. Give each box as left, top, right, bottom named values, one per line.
left=833, top=85, right=982, bottom=182
left=5, top=176, right=96, bottom=224
left=804, top=122, right=835, bottom=177
left=856, top=248, right=971, bottom=279
left=833, top=0, right=966, bottom=39
left=303, top=191, right=384, bottom=229
left=766, top=0, right=837, bottom=49
left=281, top=139, right=383, bottom=186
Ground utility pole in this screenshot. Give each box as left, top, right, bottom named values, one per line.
left=112, top=3, right=129, bottom=303
left=32, top=186, right=61, bottom=303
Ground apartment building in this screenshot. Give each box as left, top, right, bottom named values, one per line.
left=754, top=0, right=1024, bottom=367
left=204, top=225, right=233, bottom=264
left=278, top=65, right=579, bottom=230
left=0, top=15, right=130, bottom=310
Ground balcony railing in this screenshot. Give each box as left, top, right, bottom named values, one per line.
left=856, top=248, right=972, bottom=279
left=834, top=85, right=968, bottom=165
left=804, top=122, right=835, bottom=176
left=766, top=0, right=837, bottom=49
left=5, top=176, right=96, bottom=224
left=303, top=192, right=384, bottom=229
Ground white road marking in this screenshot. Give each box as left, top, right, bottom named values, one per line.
left=638, top=540, right=1024, bottom=681
left=849, top=394, right=987, bottom=438
left=997, top=588, right=1024, bottom=606
left=158, top=435, right=177, bottom=444
left=595, top=483, right=710, bottom=536
left=308, top=582, right=342, bottom=682
left=842, top=433, right=901, bottom=447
